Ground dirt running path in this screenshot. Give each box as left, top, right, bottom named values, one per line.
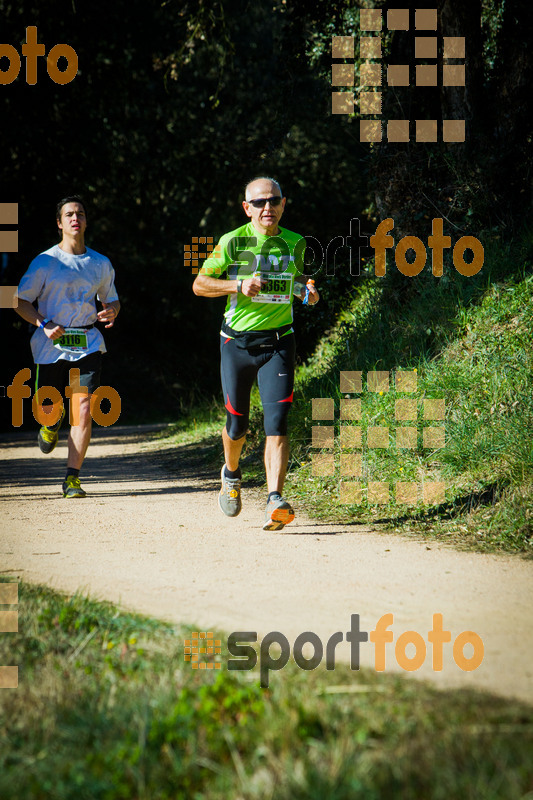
left=1, top=425, right=531, bottom=702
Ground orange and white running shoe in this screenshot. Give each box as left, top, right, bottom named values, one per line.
left=263, top=496, right=295, bottom=531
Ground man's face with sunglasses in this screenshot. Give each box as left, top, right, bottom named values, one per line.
left=242, top=179, right=286, bottom=236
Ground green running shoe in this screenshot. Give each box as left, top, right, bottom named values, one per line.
left=218, top=465, right=242, bottom=517
left=62, top=476, right=86, bottom=499
left=38, top=408, right=65, bottom=454
left=263, top=496, right=295, bottom=531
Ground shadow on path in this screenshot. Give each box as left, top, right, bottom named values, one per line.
left=0, top=424, right=221, bottom=498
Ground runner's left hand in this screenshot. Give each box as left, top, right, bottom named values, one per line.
left=306, top=284, right=320, bottom=305
left=300, top=282, right=319, bottom=305
left=97, top=303, right=117, bottom=328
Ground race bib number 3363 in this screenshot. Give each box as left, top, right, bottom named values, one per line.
left=252, top=271, right=293, bottom=304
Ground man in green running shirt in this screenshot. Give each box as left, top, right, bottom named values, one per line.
left=193, top=177, right=319, bottom=531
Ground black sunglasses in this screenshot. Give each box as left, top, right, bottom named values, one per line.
left=248, top=196, right=283, bottom=208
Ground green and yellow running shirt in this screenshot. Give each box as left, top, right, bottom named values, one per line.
left=199, top=222, right=306, bottom=332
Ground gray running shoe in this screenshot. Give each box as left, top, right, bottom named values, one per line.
left=218, top=465, right=242, bottom=517
left=263, top=496, right=295, bottom=531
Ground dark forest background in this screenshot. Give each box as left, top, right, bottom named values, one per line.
left=1, top=0, right=531, bottom=427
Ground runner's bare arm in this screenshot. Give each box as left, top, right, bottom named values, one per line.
left=14, top=299, right=65, bottom=338
left=193, top=274, right=262, bottom=298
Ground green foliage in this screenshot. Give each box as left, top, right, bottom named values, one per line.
left=1, top=582, right=532, bottom=799
left=280, top=234, right=533, bottom=552
left=481, top=0, right=507, bottom=72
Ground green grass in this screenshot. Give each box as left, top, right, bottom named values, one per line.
left=1, top=581, right=532, bottom=799
left=156, top=397, right=225, bottom=447
left=288, top=274, right=532, bottom=553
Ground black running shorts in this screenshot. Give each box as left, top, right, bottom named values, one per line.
left=35, top=352, right=103, bottom=403
left=220, top=334, right=295, bottom=439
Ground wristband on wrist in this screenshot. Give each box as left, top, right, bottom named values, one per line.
left=237, top=279, right=243, bottom=294
left=38, top=318, right=50, bottom=329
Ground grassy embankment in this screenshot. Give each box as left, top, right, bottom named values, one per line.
left=164, top=233, right=533, bottom=554
left=1, top=581, right=532, bottom=799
